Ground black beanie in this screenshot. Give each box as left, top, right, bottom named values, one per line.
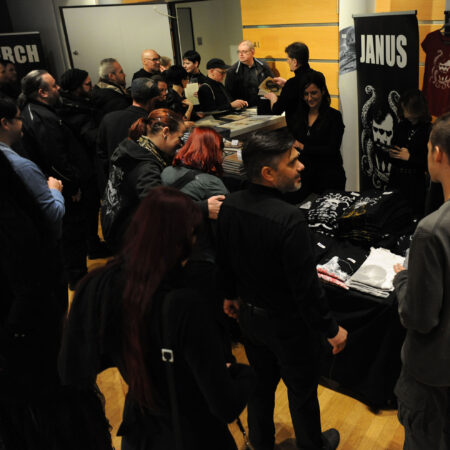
left=60, top=68, right=88, bottom=91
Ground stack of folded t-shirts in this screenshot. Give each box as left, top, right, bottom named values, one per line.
left=315, top=239, right=369, bottom=289
left=337, top=190, right=413, bottom=246
left=346, top=247, right=404, bottom=298
left=307, top=191, right=361, bottom=236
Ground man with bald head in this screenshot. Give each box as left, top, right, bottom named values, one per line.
left=225, top=40, right=273, bottom=107
left=132, top=49, right=161, bottom=80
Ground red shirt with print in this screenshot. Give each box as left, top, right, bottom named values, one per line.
left=421, top=30, right=450, bottom=117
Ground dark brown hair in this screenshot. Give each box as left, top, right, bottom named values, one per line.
left=128, top=108, right=183, bottom=141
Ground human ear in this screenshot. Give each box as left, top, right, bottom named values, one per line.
left=261, top=165, right=275, bottom=183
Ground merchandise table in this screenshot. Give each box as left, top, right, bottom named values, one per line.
left=319, top=283, right=404, bottom=410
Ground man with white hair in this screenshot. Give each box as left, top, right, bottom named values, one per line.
left=91, top=58, right=131, bottom=119
left=225, top=40, right=273, bottom=107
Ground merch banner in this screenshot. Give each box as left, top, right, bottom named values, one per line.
left=0, top=32, right=46, bottom=79
left=355, top=11, right=418, bottom=190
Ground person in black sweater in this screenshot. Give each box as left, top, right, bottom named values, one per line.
left=60, top=186, right=255, bottom=450
left=264, top=42, right=323, bottom=135
left=291, top=71, right=346, bottom=201
left=216, top=130, right=346, bottom=450
left=388, top=89, right=432, bottom=218
left=96, top=77, right=161, bottom=192
left=164, top=65, right=194, bottom=120
left=198, top=58, right=247, bottom=113
left=182, top=50, right=208, bottom=84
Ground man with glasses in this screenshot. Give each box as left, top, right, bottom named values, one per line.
left=133, top=49, right=161, bottom=80
left=198, top=58, right=248, bottom=112
left=226, top=40, right=274, bottom=107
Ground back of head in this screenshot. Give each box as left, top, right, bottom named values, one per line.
left=60, top=68, right=88, bottom=92
left=121, top=185, right=202, bottom=408
left=430, top=112, right=450, bottom=159
left=128, top=107, right=183, bottom=141
left=285, top=42, right=309, bottom=66
left=18, top=69, right=48, bottom=108
left=243, top=129, right=295, bottom=182
left=160, top=56, right=171, bottom=69
left=0, top=96, right=17, bottom=123
left=400, top=89, right=431, bottom=123
left=131, top=77, right=159, bottom=104
left=183, top=50, right=201, bottom=65
left=173, top=127, right=224, bottom=176
left=98, top=58, right=117, bottom=81
left=165, top=65, right=188, bottom=87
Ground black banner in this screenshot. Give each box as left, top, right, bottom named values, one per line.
left=355, top=12, right=418, bottom=190
left=0, top=32, right=46, bottom=79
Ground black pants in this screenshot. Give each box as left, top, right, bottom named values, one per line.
left=239, top=305, right=323, bottom=450
left=395, top=367, right=450, bottom=450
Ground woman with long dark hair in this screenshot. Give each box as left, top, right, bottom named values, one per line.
left=60, top=186, right=254, bottom=450
left=291, top=71, right=346, bottom=200
left=101, top=108, right=185, bottom=249
left=388, top=89, right=432, bottom=218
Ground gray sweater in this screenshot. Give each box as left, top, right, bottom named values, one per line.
left=393, top=199, right=450, bottom=386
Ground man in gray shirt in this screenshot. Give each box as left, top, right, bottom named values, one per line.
left=393, top=112, right=450, bottom=449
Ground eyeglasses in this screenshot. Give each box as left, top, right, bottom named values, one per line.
left=214, top=69, right=226, bottom=75
left=11, top=115, right=23, bottom=122
left=145, top=57, right=161, bottom=62
left=237, top=50, right=251, bottom=54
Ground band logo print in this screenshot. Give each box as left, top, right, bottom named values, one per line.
left=354, top=12, right=418, bottom=190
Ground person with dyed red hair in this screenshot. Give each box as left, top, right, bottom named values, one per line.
left=60, top=186, right=255, bottom=450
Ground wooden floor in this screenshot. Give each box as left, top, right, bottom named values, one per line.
left=77, top=258, right=405, bottom=450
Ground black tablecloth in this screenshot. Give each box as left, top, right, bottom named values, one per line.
left=319, top=284, right=405, bottom=409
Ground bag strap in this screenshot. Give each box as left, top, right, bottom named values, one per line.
left=161, top=292, right=184, bottom=450
left=170, top=168, right=202, bottom=190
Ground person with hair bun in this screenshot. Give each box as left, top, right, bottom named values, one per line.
left=61, top=186, right=255, bottom=450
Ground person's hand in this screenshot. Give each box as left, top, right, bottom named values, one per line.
left=48, top=176, right=63, bottom=192
left=223, top=299, right=240, bottom=319
left=394, top=263, right=406, bottom=273
left=231, top=99, right=248, bottom=110
left=273, top=77, right=287, bottom=87
left=182, top=98, right=193, bottom=108
left=389, top=146, right=410, bottom=161
left=207, top=194, right=225, bottom=219
left=264, top=92, right=277, bottom=102
left=196, top=112, right=205, bottom=118
left=184, top=120, right=195, bottom=128
left=328, top=326, right=348, bottom=355
left=71, top=188, right=82, bottom=203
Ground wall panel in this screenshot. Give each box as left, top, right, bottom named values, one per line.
left=243, top=26, right=339, bottom=60
left=376, top=0, right=446, bottom=20
left=240, top=0, right=338, bottom=25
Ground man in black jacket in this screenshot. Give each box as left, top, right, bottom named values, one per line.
left=198, top=58, right=248, bottom=113
left=91, top=58, right=131, bottom=120
left=264, top=42, right=323, bottom=134
left=96, top=77, right=161, bottom=191
left=217, top=130, right=347, bottom=450
left=19, top=69, right=94, bottom=289
left=225, top=40, right=274, bottom=107
left=132, top=49, right=161, bottom=81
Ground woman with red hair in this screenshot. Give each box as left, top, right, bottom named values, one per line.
left=60, top=186, right=254, bottom=450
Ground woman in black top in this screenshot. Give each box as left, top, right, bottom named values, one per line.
left=60, top=187, right=254, bottom=450
left=388, top=89, right=431, bottom=218
left=292, top=71, right=346, bottom=199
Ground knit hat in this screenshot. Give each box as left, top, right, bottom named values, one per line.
left=60, top=68, right=89, bottom=91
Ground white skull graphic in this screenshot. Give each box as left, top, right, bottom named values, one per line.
left=372, top=113, right=394, bottom=146
left=439, top=59, right=450, bottom=74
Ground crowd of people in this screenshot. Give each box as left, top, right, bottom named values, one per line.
left=0, top=38, right=449, bottom=450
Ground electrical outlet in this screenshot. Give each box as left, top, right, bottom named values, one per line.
left=197, top=36, right=203, bottom=45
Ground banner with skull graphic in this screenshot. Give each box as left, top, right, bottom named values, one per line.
left=354, top=11, right=418, bottom=190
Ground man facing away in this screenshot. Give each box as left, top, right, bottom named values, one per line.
left=225, top=40, right=274, bottom=107
left=132, top=49, right=161, bottom=80
left=393, top=112, right=450, bottom=449
left=217, top=129, right=347, bottom=450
